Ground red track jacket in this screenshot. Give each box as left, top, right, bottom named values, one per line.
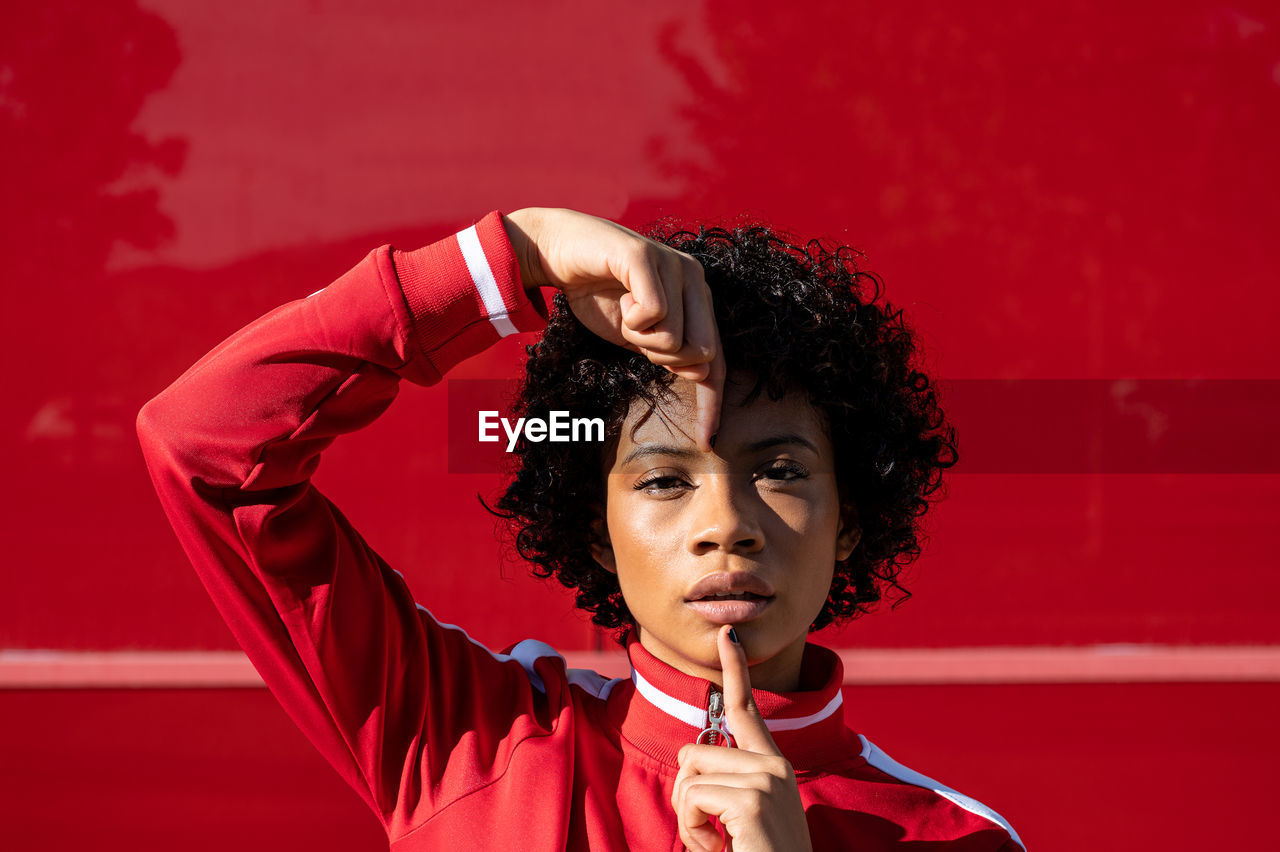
left=138, top=211, right=1024, bottom=850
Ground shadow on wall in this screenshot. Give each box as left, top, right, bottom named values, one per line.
left=3, top=0, right=185, bottom=430
left=2, top=0, right=185, bottom=287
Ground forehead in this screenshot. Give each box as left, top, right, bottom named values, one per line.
left=618, top=374, right=830, bottom=451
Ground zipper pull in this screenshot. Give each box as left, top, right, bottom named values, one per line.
left=696, top=688, right=734, bottom=747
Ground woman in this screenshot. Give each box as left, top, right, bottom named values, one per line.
left=139, top=207, right=1022, bottom=850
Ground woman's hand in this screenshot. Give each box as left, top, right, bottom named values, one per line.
left=671, top=626, right=813, bottom=852
left=503, top=207, right=723, bottom=450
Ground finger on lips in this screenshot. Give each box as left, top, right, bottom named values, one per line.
left=671, top=628, right=786, bottom=850
left=716, top=625, right=782, bottom=757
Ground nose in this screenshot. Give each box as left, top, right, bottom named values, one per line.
left=684, top=474, right=765, bottom=556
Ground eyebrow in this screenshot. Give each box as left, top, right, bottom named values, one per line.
left=619, top=433, right=821, bottom=467
left=745, top=433, right=821, bottom=455
left=619, top=444, right=699, bottom=466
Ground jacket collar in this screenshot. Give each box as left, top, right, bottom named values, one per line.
left=608, top=635, right=861, bottom=769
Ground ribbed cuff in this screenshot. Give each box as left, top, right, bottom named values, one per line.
left=392, top=211, right=548, bottom=377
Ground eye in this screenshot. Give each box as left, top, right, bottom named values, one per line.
left=756, top=460, right=809, bottom=483
left=633, top=471, right=692, bottom=495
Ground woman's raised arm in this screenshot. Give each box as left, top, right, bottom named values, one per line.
left=136, top=212, right=552, bottom=839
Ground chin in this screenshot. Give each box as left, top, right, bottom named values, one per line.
left=737, top=623, right=806, bottom=663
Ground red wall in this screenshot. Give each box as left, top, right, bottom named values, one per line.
left=3, top=1, right=1277, bottom=848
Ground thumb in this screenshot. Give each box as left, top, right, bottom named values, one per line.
left=717, top=625, right=781, bottom=756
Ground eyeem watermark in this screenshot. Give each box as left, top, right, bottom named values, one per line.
left=479, top=410, right=604, bottom=452
left=451, top=377, right=1280, bottom=474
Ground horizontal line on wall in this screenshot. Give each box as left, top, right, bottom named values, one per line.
left=1, top=645, right=1277, bottom=689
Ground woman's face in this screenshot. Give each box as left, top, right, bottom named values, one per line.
left=592, top=374, right=859, bottom=692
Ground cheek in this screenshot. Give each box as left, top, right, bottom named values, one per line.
left=802, top=563, right=838, bottom=621
left=607, top=499, right=649, bottom=555
left=606, top=495, right=684, bottom=566
left=768, top=486, right=842, bottom=539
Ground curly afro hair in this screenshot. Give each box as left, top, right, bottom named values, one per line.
left=493, top=219, right=957, bottom=636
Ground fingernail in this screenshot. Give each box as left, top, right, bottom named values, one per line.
left=709, top=432, right=718, bottom=449
left=727, top=626, right=740, bottom=645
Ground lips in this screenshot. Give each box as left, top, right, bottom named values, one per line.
left=684, top=571, right=775, bottom=603
left=684, top=572, right=775, bottom=623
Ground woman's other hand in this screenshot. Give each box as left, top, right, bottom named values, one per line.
left=671, top=626, right=814, bottom=852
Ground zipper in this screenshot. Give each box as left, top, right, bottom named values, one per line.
left=696, top=687, right=733, bottom=747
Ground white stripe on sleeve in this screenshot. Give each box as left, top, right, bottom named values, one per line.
left=457, top=224, right=519, bottom=337
left=858, top=735, right=1025, bottom=849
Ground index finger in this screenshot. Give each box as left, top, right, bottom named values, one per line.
left=694, top=344, right=724, bottom=453
left=686, top=274, right=723, bottom=452
left=717, top=624, right=781, bottom=756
